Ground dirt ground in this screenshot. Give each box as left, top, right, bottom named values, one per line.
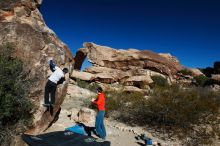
left=44, top=87, right=174, bottom=146
left=44, top=109, right=154, bottom=146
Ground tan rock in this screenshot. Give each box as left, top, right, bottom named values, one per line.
left=210, top=84, right=220, bottom=92
left=123, top=86, right=145, bottom=93
left=124, top=75, right=153, bottom=83
left=77, top=107, right=96, bottom=127
left=159, top=53, right=180, bottom=63
left=121, top=75, right=153, bottom=89
left=188, top=68, right=204, bottom=76
left=0, top=0, right=74, bottom=135
left=67, top=84, right=95, bottom=98
left=85, top=66, right=131, bottom=78
left=211, top=74, right=220, bottom=81
left=71, top=70, right=94, bottom=81
left=70, top=108, right=80, bottom=122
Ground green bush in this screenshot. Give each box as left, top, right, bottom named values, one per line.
left=0, top=44, right=33, bottom=145
left=76, top=79, right=99, bottom=92
left=194, top=75, right=209, bottom=86
left=151, top=75, right=168, bottom=87
left=105, top=90, right=145, bottom=123
left=178, top=69, right=192, bottom=76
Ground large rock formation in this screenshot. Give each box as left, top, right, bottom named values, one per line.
left=73, top=42, right=183, bottom=88
left=0, top=0, right=73, bottom=135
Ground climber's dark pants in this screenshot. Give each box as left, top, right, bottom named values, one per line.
left=44, top=80, right=57, bottom=105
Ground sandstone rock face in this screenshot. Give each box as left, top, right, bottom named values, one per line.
left=159, top=53, right=180, bottom=63
left=74, top=42, right=183, bottom=89
left=211, top=74, right=220, bottom=82
left=71, top=70, right=94, bottom=81
left=188, top=68, right=204, bottom=76
left=67, top=84, right=96, bottom=99
left=123, top=86, right=146, bottom=93
left=77, top=107, right=96, bottom=127
left=0, top=0, right=73, bottom=135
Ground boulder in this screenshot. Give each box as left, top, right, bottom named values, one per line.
left=77, top=107, right=96, bottom=127
left=93, top=73, right=116, bottom=83
left=0, top=0, right=73, bottom=135
left=123, top=75, right=153, bottom=83
left=123, top=86, right=145, bottom=93
left=71, top=70, right=94, bottom=81
left=188, top=68, right=204, bottom=76
left=211, top=84, right=220, bottom=92
left=67, top=84, right=95, bottom=99
left=121, top=75, right=153, bottom=89
left=211, top=74, right=220, bottom=82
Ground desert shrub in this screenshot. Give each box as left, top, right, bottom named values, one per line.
left=151, top=75, right=168, bottom=87
left=105, top=90, right=146, bottom=124
left=103, top=84, right=220, bottom=145
left=0, top=44, right=33, bottom=145
left=148, top=85, right=220, bottom=126
left=82, top=95, right=97, bottom=110
left=146, top=85, right=220, bottom=145
left=194, top=75, right=209, bottom=86
left=178, top=69, right=192, bottom=76
left=76, top=79, right=99, bottom=92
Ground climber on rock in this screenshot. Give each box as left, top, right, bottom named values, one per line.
left=43, top=58, right=69, bottom=110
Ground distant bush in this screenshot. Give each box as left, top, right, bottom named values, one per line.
left=76, top=79, right=99, bottom=92
left=194, top=75, right=209, bottom=86
left=151, top=75, right=168, bottom=87
left=0, top=44, right=33, bottom=145
left=178, top=69, right=192, bottom=76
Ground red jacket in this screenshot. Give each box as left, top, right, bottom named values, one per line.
left=92, top=92, right=105, bottom=111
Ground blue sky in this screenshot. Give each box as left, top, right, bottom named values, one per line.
left=40, top=0, right=220, bottom=69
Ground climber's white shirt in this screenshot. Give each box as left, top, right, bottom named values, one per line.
left=48, top=66, right=64, bottom=84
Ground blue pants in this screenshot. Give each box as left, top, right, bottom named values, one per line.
left=95, top=111, right=106, bottom=139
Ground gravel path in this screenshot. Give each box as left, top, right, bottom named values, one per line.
left=44, top=109, right=146, bottom=146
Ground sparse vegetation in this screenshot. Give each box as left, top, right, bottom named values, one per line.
left=105, top=90, right=145, bottom=119
left=76, top=79, right=99, bottom=92
left=178, top=69, right=192, bottom=76
left=194, top=75, right=209, bottom=86
left=0, top=44, right=33, bottom=145
left=151, top=75, right=169, bottom=87
left=102, top=84, right=220, bottom=145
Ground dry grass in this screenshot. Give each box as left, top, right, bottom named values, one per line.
left=103, top=85, right=220, bottom=145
